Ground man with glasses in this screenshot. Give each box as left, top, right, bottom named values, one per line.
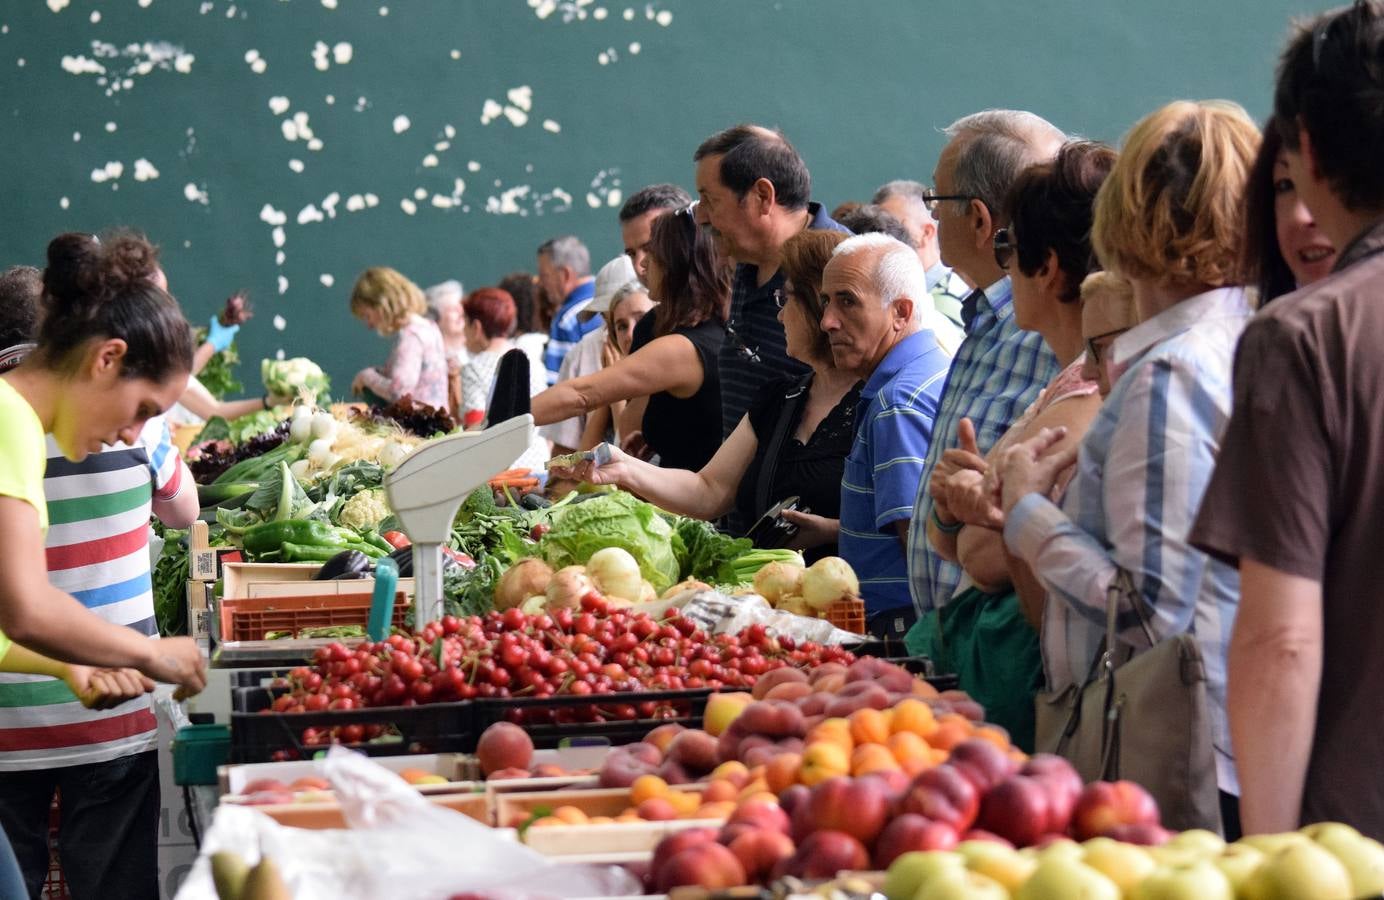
left=904, top=110, right=1064, bottom=626
left=872, top=180, right=971, bottom=330
left=692, top=125, right=851, bottom=448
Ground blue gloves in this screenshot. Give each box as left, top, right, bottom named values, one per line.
left=206, top=315, right=240, bottom=353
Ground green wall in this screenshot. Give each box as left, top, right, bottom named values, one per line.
left=0, top=0, right=1326, bottom=394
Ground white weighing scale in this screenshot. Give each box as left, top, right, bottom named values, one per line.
left=383, top=414, right=534, bottom=625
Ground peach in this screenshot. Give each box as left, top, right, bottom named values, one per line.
left=796, top=692, right=831, bottom=717
left=813, top=672, right=848, bottom=694
left=799, top=741, right=850, bottom=787
left=667, top=790, right=703, bottom=818
left=656, top=841, right=747, bottom=892
left=851, top=743, right=901, bottom=777
left=887, top=732, right=934, bottom=776
left=637, top=797, right=680, bottom=821
left=703, top=779, right=739, bottom=803
left=668, top=729, right=720, bottom=775
left=711, top=760, right=751, bottom=787
left=736, top=779, right=770, bottom=803
left=750, top=667, right=808, bottom=701
left=630, top=774, right=671, bottom=805
left=848, top=707, right=892, bottom=746
left=552, top=805, right=590, bottom=825
left=702, top=692, right=752, bottom=737
left=727, top=828, right=796, bottom=883
left=738, top=791, right=779, bottom=808
left=528, top=815, right=563, bottom=828
left=890, top=698, right=940, bottom=738
left=806, top=718, right=854, bottom=755
left=764, top=681, right=813, bottom=703
left=972, top=724, right=1011, bottom=751
left=476, top=722, right=534, bottom=777
left=764, top=752, right=803, bottom=793
left=645, top=722, right=687, bottom=753
left=588, top=816, right=616, bottom=825
left=807, top=662, right=848, bottom=685
left=694, top=801, right=737, bottom=820
left=911, top=678, right=940, bottom=699
left=928, top=717, right=974, bottom=751
left=735, top=700, right=806, bottom=739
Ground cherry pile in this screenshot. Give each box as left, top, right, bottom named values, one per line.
left=264, top=596, right=854, bottom=748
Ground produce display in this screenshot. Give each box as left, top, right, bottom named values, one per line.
left=262, top=356, right=330, bottom=402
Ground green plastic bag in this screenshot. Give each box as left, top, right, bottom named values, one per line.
left=905, top=586, right=1042, bottom=752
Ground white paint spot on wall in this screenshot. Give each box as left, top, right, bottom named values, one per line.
left=623, top=8, right=635, bottom=20
left=272, top=226, right=286, bottom=248
left=431, top=195, right=454, bottom=209
left=628, top=41, right=641, bottom=54
left=133, top=158, right=160, bottom=181
left=105, top=120, right=117, bottom=132
left=90, top=11, right=101, bottom=23
left=322, top=193, right=339, bottom=217
left=444, top=125, right=456, bottom=139
left=275, top=349, right=286, bottom=361
left=268, top=96, right=290, bottom=115
left=90, top=161, right=124, bottom=183
left=332, top=42, right=352, bottom=65
left=60, top=197, right=70, bottom=209
left=594, top=7, right=607, bottom=19
left=307, top=138, right=323, bottom=151
left=400, top=198, right=417, bottom=216
left=450, top=49, right=461, bottom=60
left=72, top=131, right=81, bottom=142
left=273, top=314, right=286, bottom=330
left=434, top=141, right=450, bottom=151
left=320, top=273, right=335, bottom=287
left=379, top=6, right=389, bottom=15
left=586, top=192, right=602, bottom=209
left=325, top=94, right=335, bottom=105
left=480, top=99, right=503, bottom=125
left=245, top=49, right=266, bottom=74
left=392, top=114, right=411, bottom=134
left=275, top=250, right=285, bottom=265
left=184, top=182, right=209, bottom=204
left=260, top=204, right=287, bottom=226
left=543, top=119, right=561, bottom=133
left=467, top=160, right=481, bottom=172
left=297, top=204, right=324, bottom=225
left=607, top=188, right=623, bottom=207
left=311, top=42, right=329, bottom=71
left=413, top=187, right=427, bottom=200
left=277, top=276, right=289, bottom=295
left=507, top=86, right=532, bottom=112
left=597, top=52, right=610, bottom=66
left=422, top=153, right=439, bottom=167
left=365, top=193, right=379, bottom=207
left=281, top=119, right=298, bottom=141
left=47, top=0, right=70, bottom=13
left=354, top=96, right=369, bottom=112
left=503, top=106, right=528, bottom=127
left=288, top=158, right=304, bottom=173
left=346, top=194, right=366, bottom=212
left=530, top=0, right=557, bottom=19
left=139, top=0, right=153, bottom=6
left=656, top=9, right=673, bottom=26
left=321, top=0, right=337, bottom=8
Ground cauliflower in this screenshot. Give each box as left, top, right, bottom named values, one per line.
left=337, top=488, right=391, bottom=531
left=262, top=357, right=330, bottom=400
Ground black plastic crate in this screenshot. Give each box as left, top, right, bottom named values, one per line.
left=470, top=688, right=713, bottom=751
left=230, top=689, right=475, bottom=763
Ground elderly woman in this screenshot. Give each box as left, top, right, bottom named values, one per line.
left=555, top=229, right=860, bottom=561
left=349, top=267, right=449, bottom=411
left=997, top=101, right=1260, bottom=834
left=909, top=141, right=1117, bottom=750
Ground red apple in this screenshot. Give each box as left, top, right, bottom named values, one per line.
left=1071, top=780, right=1160, bottom=840
left=808, top=776, right=892, bottom=845
left=948, top=738, right=1020, bottom=795
left=656, top=841, right=747, bottom=892
left=872, top=814, right=959, bottom=868
left=727, top=828, right=795, bottom=883
left=1020, top=754, right=1083, bottom=834
left=728, top=800, right=790, bottom=835
left=778, top=830, right=869, bottom=880
left=976, top=775, right=1053, bottom=848
left=899, top=765, right=980, bottom=833
left=651, top=828, right=719, bottom=876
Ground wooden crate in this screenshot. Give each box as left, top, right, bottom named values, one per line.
left=218, top=752, right=477, bottom=796
left=493, top=785, right=708, bottom=830
left=523, top=817, right=725, bottom=856
left=239, top=791, right=491, bottom=829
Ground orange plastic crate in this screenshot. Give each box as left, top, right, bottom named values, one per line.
left=823, top=597, right=866, bottom=635
left=218, top=592, right=409, bottom=642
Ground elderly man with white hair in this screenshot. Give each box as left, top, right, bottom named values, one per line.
left=816, top=233, right=955, bottom=638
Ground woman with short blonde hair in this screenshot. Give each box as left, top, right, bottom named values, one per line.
left=996, top=100, right=1260, bottom=835
left=349, top=267, right=449, bottom=410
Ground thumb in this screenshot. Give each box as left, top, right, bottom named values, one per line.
left=957, top=417, right=980, bottom=456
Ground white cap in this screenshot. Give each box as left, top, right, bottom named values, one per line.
left=584, top=255, right=638, bottom=314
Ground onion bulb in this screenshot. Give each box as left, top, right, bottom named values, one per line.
left=801, top=556, right=860, bottom=610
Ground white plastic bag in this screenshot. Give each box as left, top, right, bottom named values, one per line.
left=672, top=590, right=862, bottom=644
left=175, top=748, right=640, bottom=900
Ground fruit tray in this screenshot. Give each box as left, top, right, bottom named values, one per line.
left=218, top=591, right=410, bottom=643
left=471, top=688, right=714, bottom=750
left=230, top=688, right=476, bottom=763
left=235, top=792, right=493, bottom=829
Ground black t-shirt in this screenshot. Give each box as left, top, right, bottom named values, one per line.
left=735, top=374, right=860, bottom=560
left=637, top=318, right=725, bottom=472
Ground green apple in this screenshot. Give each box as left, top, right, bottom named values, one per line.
left=1129, top=861, right=1233, bottom=900
left=1015, top=857, right=1121, bottom=900
left=1168, top=829, right=1226, bottom=858
left=883, top=851, right=964, bottom=900
left=1036, top=838, right=1085, bottom=863
left=1305, top=824, right=1384, bottom=896
left=957, top=840, right=1037, bottom=892
left=1243, top=840, right=1354, bottom=900
left=1149, top=843, right=1207, bottom=868
left=915, top=868, right=1010, bottom=900
left=1238, top=832, right=1311, bottom=857
left=1213, top=842, right=1265, bottom=894
left=1082, top=837, right=1157, bottom=893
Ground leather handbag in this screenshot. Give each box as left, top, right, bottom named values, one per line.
left=1034, top=570, right=1223, bottom=833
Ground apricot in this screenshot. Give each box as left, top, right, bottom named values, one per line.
left=851, top=743, right=901, bottom=777
left=630, top=774, right=671, bottom=806
left=799, top=741, right=851, bottom=787
left=637, top=797, right=680, bottom=821
left=890, top=698, right=939, bottom=739
left=702, top=779, right=739, bottom=804
left=972, top=724, right=1011, bottom=751
left=806, top=718, right=854, bottom=755
left=552, top=805, right=590, bottom=825
left=710, top=760, right=751, bottom=788
left=928, top=714, right=975, bottom=751
left=848, top=707, right=892, bottom=746
left=886, top=732, right=933, bottom=776
left=666, top=790, right=702, bottom=817
left=528, top=816, right=563, bottom=828
left=764, top=752, right=803, bottom=793
left=694, top=801, right=737, bottom=820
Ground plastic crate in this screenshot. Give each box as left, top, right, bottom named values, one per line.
left=823, top=597, right=866, bottom=635
left=172, top=723, right=231, bottom=786
left=470, top=688, right=712, bottom=750
left=230, top=691, right=475, bottom=763
left=218, top=591, right=409, bottom=643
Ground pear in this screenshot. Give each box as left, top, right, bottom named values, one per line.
left=882, top=851, right=964, bottom=900
left=1167, top=828, right=1226, bottom=858
left=210, top=851, right=250, bottom=900
left=1130, top=860, right=1233, bottom=900
left=1015, top=857, right=1121, bottom=900
left=916, top=868, right=1010, bottom=900
left=1243, top=840, right=1354, bottom=900
left=1082, top=837, right=1157, bottom=893
left=1305, top=823, right=1384, bottom=896
left=957, top=840, right=1037, bottom=892
left=240, top=855, right=292, bottom=900
left=1213, top=842, right=1266, bottom=895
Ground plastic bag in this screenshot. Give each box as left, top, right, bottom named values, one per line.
left=670, top=590, right=861, bottom=645
left=175, top=747, right=640, bottom=900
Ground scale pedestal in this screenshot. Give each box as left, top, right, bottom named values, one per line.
left=383, top=415, right=534, bottom=625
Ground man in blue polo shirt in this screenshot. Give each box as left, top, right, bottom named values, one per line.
left=819, top=233, right=953, bottom=639
left=536, top=234, right=599, bottom=387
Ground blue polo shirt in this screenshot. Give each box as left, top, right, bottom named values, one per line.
left=840, top=330, right=951, bottom=613
left=543, top=279, right=599, bottom=385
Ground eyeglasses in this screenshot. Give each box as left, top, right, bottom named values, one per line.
left=993, top=228, right=1015, bottom=271
left=1084, top=328, right=1126, bottom=367
left=725, top=319, right=761, bottom=363
left=920, top=193, right=976, bottom=213
left=772, top=288, right=796, bottom=310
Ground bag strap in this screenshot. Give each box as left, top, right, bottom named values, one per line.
left=1098, top=567, right=1160, bottom=779
left=754, top=374, right=813, bottom=519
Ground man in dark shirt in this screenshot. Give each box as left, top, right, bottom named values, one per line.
left=692, top=124, right=850, bottom=439
left=1191, top=0, right=1384, bottom=840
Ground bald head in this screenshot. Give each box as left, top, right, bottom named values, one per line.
left=944, top=110, right=1066, bottom=219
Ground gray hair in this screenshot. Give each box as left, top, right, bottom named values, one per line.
left=424, top=279, right=463, bottom=314
left=944, top=110, right=1067, bottom=220
left=832, top=233, right=960, bottom=352
left=872, top=179, right=936, bottom=228
left=607, top=280, right=650, bottom=316
left=537, top=235, right=591, bottom=277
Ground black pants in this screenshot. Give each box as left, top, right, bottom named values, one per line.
left=0, top=750, right=159, bottom=900
left=1220, top=790, right=1243, bottom=842
left=865, top=605, right=918, bottom=643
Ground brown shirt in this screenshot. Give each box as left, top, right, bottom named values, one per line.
left=1192, top=217, right=1384, bottom=837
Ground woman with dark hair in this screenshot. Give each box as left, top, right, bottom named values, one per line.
left=1242, top=116, right=1338, bottom=304
left=553, top=229, right=860, bottom=560
left=531, top=206, right=728, bottom=470
left=910, top=141, right=1118, bottom=751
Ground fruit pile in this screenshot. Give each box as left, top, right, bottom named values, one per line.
left=882, top=821, right=1384, bottom=900
left=264, top=600, right=853, bottom=749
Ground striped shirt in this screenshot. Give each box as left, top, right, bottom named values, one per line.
left=542, top=279, right=599, bottom=386
left=907, top=278, right=1058, bottom=613
left=0, top=416, right=181, bottom=770
left=840, top=330, right=952, bottom=614
left=1003, top=286, right=1252, bottom=794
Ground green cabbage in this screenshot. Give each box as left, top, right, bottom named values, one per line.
left=539, top=492, right=680, bottom=592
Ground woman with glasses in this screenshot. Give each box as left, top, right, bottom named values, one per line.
left=552, top=229, right=859, bottom=561
left=530, top=205, right=727, bottom=470
left=909, top=141, right=1116, bottom=751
